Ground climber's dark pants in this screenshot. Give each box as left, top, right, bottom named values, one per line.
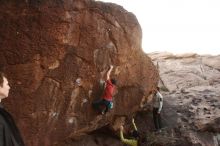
left=93, top=99, right=112, bottom=114
left=153, top=108, right=162, bottom=130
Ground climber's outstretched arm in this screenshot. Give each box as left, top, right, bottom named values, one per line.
left=106, top=65, right=113, bottom=80
left=132, top=118, right=138, bottom=131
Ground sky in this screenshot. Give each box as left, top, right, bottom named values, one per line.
left=96, top=0, right=220, bottom=55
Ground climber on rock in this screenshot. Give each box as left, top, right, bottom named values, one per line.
left=93, top=65, right=117, bottom=115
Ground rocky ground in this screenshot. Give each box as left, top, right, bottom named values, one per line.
left=68, top=52, right=220, bottom=146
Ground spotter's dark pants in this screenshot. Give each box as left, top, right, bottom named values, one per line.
left=153, top=107, right=162, bottom=130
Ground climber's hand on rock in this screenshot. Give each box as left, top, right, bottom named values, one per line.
left=132, top=118, right=135, bottom=123
left=109, top=65, right=113, bottom=70
left=120, top=125, right=124, bottom=131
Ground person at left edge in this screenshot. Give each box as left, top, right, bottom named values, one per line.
left=0, top=72, right=25, bottom=146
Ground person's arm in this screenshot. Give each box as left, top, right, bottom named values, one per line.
left=157, top=92, right=163, bottom=113
left=120, top=126, right=137, bottom=146
left=132, top=118, right=138, bottom=131
left=106, top=65, right=113, bottom=81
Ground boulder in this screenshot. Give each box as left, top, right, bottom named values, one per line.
left=0, top=0, right=158, bottom=146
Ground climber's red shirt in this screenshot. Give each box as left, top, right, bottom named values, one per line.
left=102, top=79, right=114, bottom=101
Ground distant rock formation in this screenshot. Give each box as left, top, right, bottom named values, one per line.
left=149, top=52, right=220, bottom=146
left=0, top=0, right=158, bottom=146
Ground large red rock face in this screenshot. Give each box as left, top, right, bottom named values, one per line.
left=0, top=0, right=159, bottom=146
